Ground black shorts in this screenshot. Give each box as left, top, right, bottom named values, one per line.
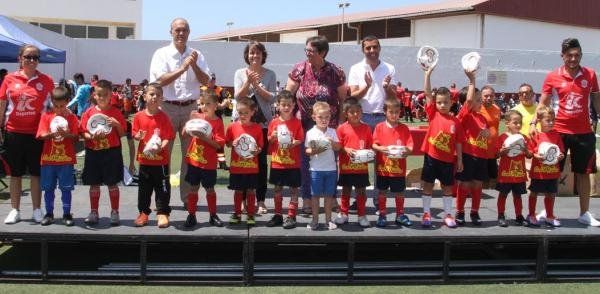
left=338, top=173, right=370, bottom=188
left=269, top=168, right=301, bottom=187
left=455, top=153, right=489, bottom=182
left=376, top=175, right=406, bottom=193
left=228, top=173, right=258, bottom=190
left=421, top=154, right=455, bottom=186
left=559, top=132, right=596, bottom=174
left=528, top=179, right=558, bottom=194
left=185, top=164, right=217, bottom=188
left=495, top=182, right=527, bottom=196
left=125, top=120, right=133, bottom=140
left=3, top=132, right=43, bottom=177
left=82, top=147, right=124, bottom=186
left=487, top=158, right=498, bottom=180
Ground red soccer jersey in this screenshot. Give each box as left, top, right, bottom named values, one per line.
left=496, top=133, right=528, bottom=184
left=185, top=115, right=225, bottom=170
left=395, top=87, right=405, bottom=102
left=36, top=111, right=79, bottom=165
left=226, top=121, right=264, bottom=174
left=542, top=66, right=599, bottom=134
left=457, top=104, right=489, bottom=158
left=528, top=130, right=564, bottom=180
left=373, top=121, right=413, bottom=177
left=403, top=92, right=412, bottom=108
left=337, top=121, right=373, bottom=174
left=420, top=102, right=465, bottom=163
left=450, top=88, right=459, bottom=103
left=480, top=104, right=501, bottom=159
left=80, top=106, right=127, bottom=150
left=0, top=71, right=54, bottom=134
left=132, top=110, right=175, bottom=166
left=268, top=116, right=304, bottom=169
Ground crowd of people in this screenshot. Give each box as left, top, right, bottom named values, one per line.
left=1, top=17, right=599, bottom=230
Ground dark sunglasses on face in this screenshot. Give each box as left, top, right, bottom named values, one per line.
left=22, top=55, right=40, bottom=61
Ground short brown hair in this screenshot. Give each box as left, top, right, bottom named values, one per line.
left=243, top=41, right=267, bottom=65
left=383, top=98, right=402, bottom=112
left=51, top=86, right=69, bottom=101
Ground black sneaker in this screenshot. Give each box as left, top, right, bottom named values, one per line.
left=498, top=214, right=508, bottom=227
left=62, top=214, right=74, bottom=227
left=349, top=201, right=358, bottom=213
left=209, top=214, right=223, bottom=227
left=266, top=214, right=283, bottom=227
left=41, top=214, right=54, bottom=226
left=184, top=214, right=197, bottom=227
left=282, top=216, right=297, bottom=229
left=515, top=215, right=525, bottom=226
left=455, top=212, right=466, bottom=226
left=470, top=212, right=482, bottom=226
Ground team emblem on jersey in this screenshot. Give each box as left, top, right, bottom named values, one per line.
left=581, top=79, right=588, bottom=88
left=14, top=83, right=20, bottom=89
left=36, top=82, right=44, bottom=91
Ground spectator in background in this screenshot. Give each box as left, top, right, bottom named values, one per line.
left=121, top=78, right=134, bottom=116
left=512, top=83, right=537, bottom=136
left=136, top=79, right=148, bottom=111
left=66, top=73, right=92, bottom=118
left=449, top=82, right=460, bottom=114
left=90, top=74, right=99, bottom=87
left=403, top=88, right=413, bottom=123
left=0, top=68, right=7, bottom=85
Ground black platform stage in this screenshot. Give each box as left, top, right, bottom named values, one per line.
left=1, top=186, right=600, bottom=285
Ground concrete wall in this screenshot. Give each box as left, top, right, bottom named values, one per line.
left=280, top=30, right=319, bottom=44
left=413, top=14, right=482, bottom=49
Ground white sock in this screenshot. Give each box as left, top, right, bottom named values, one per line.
left=422, top=195, right=432, bottom=214
left=443, top=196, right=453, bottom=216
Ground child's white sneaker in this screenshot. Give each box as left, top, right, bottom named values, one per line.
left=328, top=221, right=338, bottom=230
left=358, top=216, right=370, bottom=228
left=4, top=209, right=20, bottom=224
left=578, top=211, right=600, bottom=227
left=334, top=212, right=349, bottom=225
left=32, top=208, right=43, bottom=223
left=536, top=209, right=547, bottom=222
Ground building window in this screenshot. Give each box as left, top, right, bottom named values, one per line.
left=88, top=26, right=109, bottom=39
left=65, top=25, right=86, bottom=38
left=40, top=23, right=62, bottom=34
left=117, top=27, right=135, bottom=39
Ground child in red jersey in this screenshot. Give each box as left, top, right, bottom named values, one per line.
left=495, top=110, right=532, bottom=227
left=372, top=98, right=414, bottom=227
left=36, top=87, right=79, bottom=226
left=226, top=97, right=264, bottom=226
left=80, top=80, right=126, bottom=226
left=334, top=97, right=373, bottom=228
left=132, top=83, right=175, bottom=228
left=420, top=66, right=465, bottom=228
left=526, top=106, right=565, bottom=227
left=183, top=91, right=226, bottom=228
left=455, top=70, right=490, bottom=226
left=266, top=90, right=304, bottom=229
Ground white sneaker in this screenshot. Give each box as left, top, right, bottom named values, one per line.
left=32, top=208, right=43, bottom=223
left=358, top=216, right=370, bottom=228
left=334, top=213, right=349, bottom=225
left=536, top=209, right=547, bottom=222
left=4, top=209, right=20, bottom=224
left=328, top=221, right=338, bottom=230
left=578, top=211, right=600, bottom=227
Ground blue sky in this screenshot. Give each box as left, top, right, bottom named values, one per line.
left=142, top=0, right=438, bottom=40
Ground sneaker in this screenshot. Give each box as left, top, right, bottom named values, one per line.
left=498, top=214, right=508, bottom=227
left=4, top=209, right=21, bottom=224
left=515, top=215, right=525, bottom=226
left=62, top=214, right=74, bottom=227
left=209, top=214, right=224, bottom=227
left=444, top=214, right=457, bottom=228
left=257, top=206, right=268, bottom=215
left=157, top=214, right=169, bottom=228
left=578, top=211, right=600, bottom=227
left=32, top=208, right=43, bottom=223
left=422, top=212, right=432, bottom=228
left=536, top=209, right=547, bottom=222
left=348, top=201, right=358, bottom=213
left=334, top=213, right=349, bottom=225
left=470, top=212, right=482, bottom=226
left=229, top=214, right=241, bottom=224
left=525, top=215, right=540, bottom=227
left=282, top=216, right=297, bottom=229
left=455, top=212, right=466, bottom=226
left=110, top=210, right=120, bottom=226
left=266, top=214, right=283, bottom=227
left=328, top=221, right=338, bottom=230
left=545, top=217, right=562, bottom=227
left=307, top=221, right=319, bottom=230
left=84, top=211, right=99, bottom=225
left=134, top=213, right=149, bottom=227
left=184, top=214, right=197, bottom=227
left=246, top=216, right=256, bottom=226
left=41, top=214, right=54, bottom=226
left=358, top=216, right=370, bottom=228
left=376, top=215, right=387, bottom=227
left=395, top=214, right=412, bottom=226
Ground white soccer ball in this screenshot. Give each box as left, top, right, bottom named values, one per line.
left=538, top=142, right=560, bottom=165
left=387, top=145, right=408, bottom=159
left=87, top=114, right=112, bottom=135
left=185, top=119, right=212, bottom=137
left=352, top=149, right=376, bottom=163
left=417, top=45, right=439, bottom=70
left=143, top=133, right=162, bottom=157
left=503, top=134, right=525, bottom=157
left=277, top=124, right=292, bottom=149
left=50, top=116, right=69, bottom=142
left=462, top=51, right=481, bottom=72
left=309, top=138, right=330, bottom=151
left=234, top=133, right=257, bottom=159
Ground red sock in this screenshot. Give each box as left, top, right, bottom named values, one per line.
left=544, top=196, right=555, bottom=219
left=233, top=191, right=243, bottom=215
left=206, top=192, right=217, bottom=215
left=356, top=194, right=367, bottom=217
left=288, top=201, right=298, bottom=218
left=497, top=195, right=507, bottom=215
left=470, top=187, right=482, bottom=213
left=456, top=185, right=469, bottom=213
left=274, top=193, right=283, bottom=215
left=395, top=196, right=405, bottom=215
left=340, top=194, right=350, bottom=215
left=187, top=193, right=199, bottom=214
left=378, top=192, right=387, bottom=216
left=108, top=186, right=119, bottom=211
left=246, top=192, right=256, bottom=217
left=513, top=195, right=523, bottom=216
left=528, top=194, right=537, bottom=217
left=90, top=186, right=100, bottom=211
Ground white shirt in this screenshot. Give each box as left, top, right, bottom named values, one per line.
left=149, top=42, right=210, bottom=102
left=348, top=58, right=397, bottom=114
left=305, top=126, right=339, bottom=172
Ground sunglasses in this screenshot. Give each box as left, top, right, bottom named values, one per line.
left=22, top=55, right=40, bottom=61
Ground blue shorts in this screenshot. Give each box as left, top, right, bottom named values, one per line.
left=376, top=175, right=406, bottom=193
left=495, top=182, right=527, bottom=196
left=528, top=179, right=558, bottom=194
left=310, top=170, right=337, bottom=197
left=41, top=165, right=75, bottom=191
left=421, top=154, right=455, bottom=186
left=337, top=173, right=370, bottom=188
left=185, top=164, right=217, bottom=188
left=455, top=153, right=489, bottom=182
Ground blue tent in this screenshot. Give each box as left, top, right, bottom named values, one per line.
left=0, top=15, right=66, bottom=63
